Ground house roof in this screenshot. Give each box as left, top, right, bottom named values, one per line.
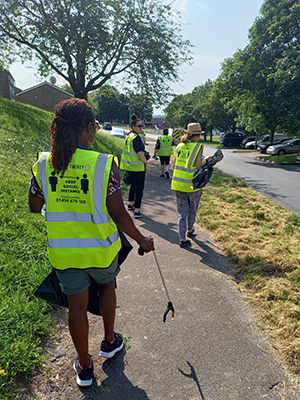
left=16, top=81, right=73, bottom=97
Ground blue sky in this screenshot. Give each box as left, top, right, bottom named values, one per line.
left=169, top=0, right=264, bottom=93
left=10, top=0, right=264, bottom=113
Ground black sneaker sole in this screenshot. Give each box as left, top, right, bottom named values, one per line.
left=179, top=240, right=191, bottom=248
left=73, top=363, right=93, bottom=387
left=99, top=341, right=124, bottom=358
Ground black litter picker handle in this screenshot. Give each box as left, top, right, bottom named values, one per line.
left=138, top=246, right=146, bottom=256
left=138, top=246, right=175, bottom=323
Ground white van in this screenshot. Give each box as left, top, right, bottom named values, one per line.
left=245, top=134, right=288, bottom=149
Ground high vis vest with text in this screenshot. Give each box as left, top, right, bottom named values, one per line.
left=171, top=142, right=203, bottom=192
left=156, top=135, right=173, bottom=156
left=32, top=149, right=121, bottom=270
left=120, top=132, right=145, bottom=171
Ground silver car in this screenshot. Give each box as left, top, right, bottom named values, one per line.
left=109, top=128, right=126, bottom=139
left=266, top=138, right=300, bottom=156
left=297, top=152, right=300, bottom=163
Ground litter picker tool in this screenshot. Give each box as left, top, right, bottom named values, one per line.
left=138, top=246, right=175, bottom=322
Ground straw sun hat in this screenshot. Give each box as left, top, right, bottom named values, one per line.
left=186, top=122, right=205, bottom=134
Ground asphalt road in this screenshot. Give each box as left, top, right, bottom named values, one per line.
left=102, top=129, right=300, bottom=215
left=203, top=146, right=300, bottom=216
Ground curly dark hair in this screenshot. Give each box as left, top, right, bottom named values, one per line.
left=130, top=113, right=142, bottom=128
left=49, top=98, right=95, bottom=174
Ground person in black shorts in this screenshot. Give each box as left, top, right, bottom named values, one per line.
left=153, top=128, right=175, bottom=179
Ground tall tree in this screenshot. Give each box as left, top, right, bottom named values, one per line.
left=248, top=0, right=300, bottom=133
left=0, top=0, right=191, bottom=102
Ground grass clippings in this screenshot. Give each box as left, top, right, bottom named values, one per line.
left=198, top=168, right=300, bottom=385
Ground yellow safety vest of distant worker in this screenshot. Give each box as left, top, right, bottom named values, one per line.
left=120, top=132, right=145, bottom=171
left=156, top=135, right=173, bottom=156
left=171, top=142, right=203, bottom=193
left=31, top=149, right=121, bottom=270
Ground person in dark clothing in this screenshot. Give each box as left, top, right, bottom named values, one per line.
left=120, top=114, right=148, bottom=219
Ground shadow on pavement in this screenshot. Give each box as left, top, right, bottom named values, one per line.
left=178, top=361, right=205, bottom=400
left=185, top=237, right=229, bottom=275
left=78, top=349, right=149, bottom=399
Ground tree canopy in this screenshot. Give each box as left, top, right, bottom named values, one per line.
left=90, top=84, right=153, bottom=124
left=164, top=0, right=300, bottom=138
left=0, top=0, right=191, bottom=103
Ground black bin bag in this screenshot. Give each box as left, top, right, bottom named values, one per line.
left=34, top=230, right=133, bottom=316
left=192, top=149, right=224, bottom=190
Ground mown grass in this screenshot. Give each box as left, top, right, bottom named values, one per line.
left=0, top=98, right=124, bottom=398
left=258, top=153, right=298, bottom=163
left=198, top=169, right=300, bottom=384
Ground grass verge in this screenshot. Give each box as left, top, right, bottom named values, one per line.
left=198, top=168, right=300, bottom=384
left=0, top=98, right=125, bottom=398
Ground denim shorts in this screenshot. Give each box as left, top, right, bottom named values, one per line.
left=54, top=255, right=120, bottom=295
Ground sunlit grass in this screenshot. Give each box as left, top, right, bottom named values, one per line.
left=198, top=168, right=300, bottom=383
left=257, top=153, right=297, bottom=163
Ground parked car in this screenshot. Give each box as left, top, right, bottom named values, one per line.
left=266, top=138, right=300, bottom=155
left=296, top=152, right=300, bottom=163
left=257, top=138, right=289, bottom=153
left=245, top=133, right=288, bottom=150
left=240, top=136, right=256, bottom=149
left=109, top=128, right=126, bottom=139
left=219, top=132, right=247, bottom=147
left=103, top=122, right=112, bottom=130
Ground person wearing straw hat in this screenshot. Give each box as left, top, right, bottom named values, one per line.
left=171, top=122, right=213, bottom=247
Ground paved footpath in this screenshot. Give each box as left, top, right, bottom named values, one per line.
left=22, top=142, right=300, bottom=400
left=84, top=141, right=299, bottom=400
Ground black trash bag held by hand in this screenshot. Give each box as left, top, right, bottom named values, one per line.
left=123, top=171, right=132, bottom=185
left=192, top=149, right=223, bottom=190
left=34, top=230, right=132, bottom=315
left=34, top=269, right=102, bottom=315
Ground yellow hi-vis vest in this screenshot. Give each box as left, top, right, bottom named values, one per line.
left=171, top=142, right=203, bottom=192
left=32, top=149, right=121, bottom=270
left=120, top=132, right=145, bottom=171
left=156, top=135, right=173, bottom=156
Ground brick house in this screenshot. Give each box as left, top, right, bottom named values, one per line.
left=17, top=81, right=73, bottom=112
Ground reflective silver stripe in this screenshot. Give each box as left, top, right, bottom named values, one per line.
left=187, top=143, right=201, bottom=169
left=159, top=149, right=171, bottom=153
left=172, top=176, right=191, bottom=184
left=174, top=165, right=187, bottom=172
left=93, top=154, right=108, bottom=217
left=121, top=159, right=144, bottom=165
left=48, top=231, right=120, bottom=249
left=174, top=165, right=196, bottom=174
left=47, top=211, right=109, bottom=224
left=37, top=152, right=49, bottom=201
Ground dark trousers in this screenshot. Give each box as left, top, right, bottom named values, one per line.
left=159, top=155, right=171, bottom=165
left=128, top=170, right=146, bottom=209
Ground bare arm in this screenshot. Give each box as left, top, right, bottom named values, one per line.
left=195, top=148, right=213, bottom=170
left=107, top=162, right=153, bottom=252
left=29, top=193, right=44, bottom=213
